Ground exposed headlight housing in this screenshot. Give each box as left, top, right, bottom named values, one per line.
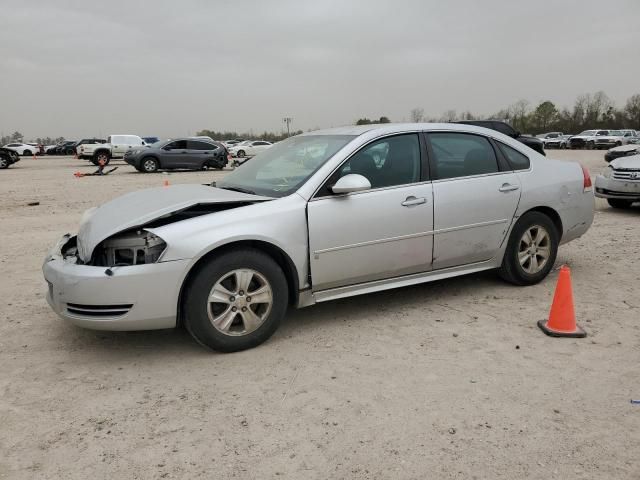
left=603, top=166, right=613, bottom=178
left=90, top=230, right=167, bottom=266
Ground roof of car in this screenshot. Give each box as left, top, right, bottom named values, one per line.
left=300, top=122, right=502, bottom=137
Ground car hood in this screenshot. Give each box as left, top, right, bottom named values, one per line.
left=609, top=154, right=640, bottom=169
left=608, top=144, right=640, bottom=153
left=76, top=184, right=271, bottom=262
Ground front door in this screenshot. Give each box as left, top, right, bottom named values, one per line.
left=308, top=133, right=434, bottom=291
left=426, top=132, right=522, bottom=270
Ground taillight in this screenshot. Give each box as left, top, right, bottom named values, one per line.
left=581, top=164, right=592, bottom=192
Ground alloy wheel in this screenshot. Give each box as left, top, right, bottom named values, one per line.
left=207, top=269, right=273, bottom=336
left=518, top=225, right=551, bottom=274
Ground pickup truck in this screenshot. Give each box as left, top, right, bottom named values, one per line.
left=79, top=135, right=147, bottom=165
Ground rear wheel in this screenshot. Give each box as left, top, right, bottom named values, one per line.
left=237, top=150, right=246, bottom=158
left=183, top=249, right=288, bottom=352
left=23, top=150, right=32, bottom=156
left=92, top=151, right=111, bottom=166
left=586, top=142, right=594, bottom=150
left=141, top=157, right=159, bottom=173
left=607, top=199, right=633, bottom=209
left=0, top=156, right=8, bottom=169
left=498, top=212, right=559, bottom=286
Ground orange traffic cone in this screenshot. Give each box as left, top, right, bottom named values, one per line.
left=163, top=180, right=169, bottom=187
left=537, top=265, right=586, bottom=338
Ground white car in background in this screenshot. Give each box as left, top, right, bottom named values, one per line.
left=2, top=143, right=38, bottom=156
left=595, top=154, right=640, bottom=208
left=227, top=140, right=273, bottom=158
left=538, top=132, right=564, bottom=149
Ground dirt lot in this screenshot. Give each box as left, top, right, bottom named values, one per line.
left=0, top=150, right=638, bottom=479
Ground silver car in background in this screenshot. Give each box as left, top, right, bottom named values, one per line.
left=43, top=124, right=594, bottom=352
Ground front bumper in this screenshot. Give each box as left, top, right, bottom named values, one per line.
left=594, top=175, right=640, bottom=200
left=43, top=235, right=190, bottom=331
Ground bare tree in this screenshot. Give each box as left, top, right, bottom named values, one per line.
left=440, top=109, right=458, bottom=122
left=625, top=94, right=640, bottom=130
left=410, top=107, right=424, bottom=123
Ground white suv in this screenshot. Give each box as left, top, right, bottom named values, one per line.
left=82, top=135, right=147, bottom=165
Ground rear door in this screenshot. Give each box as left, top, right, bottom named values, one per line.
left=426, top=132, right=522, bottom=270
left=186, top=140, right=216, bottom=168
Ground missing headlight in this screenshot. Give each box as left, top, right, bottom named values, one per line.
left=91, top=230, right=166, bottom=266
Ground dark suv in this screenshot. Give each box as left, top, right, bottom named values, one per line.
left=456, top=120, right=545, bottom=156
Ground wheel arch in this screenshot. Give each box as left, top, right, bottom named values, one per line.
left=520, top=206, right=563, bottom=240
left=176, top=240, right=300, bottom=326
left=93, top=148, right=111, bottom=158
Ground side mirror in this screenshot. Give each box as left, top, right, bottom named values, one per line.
left=331, top=174, right=371, bottom=194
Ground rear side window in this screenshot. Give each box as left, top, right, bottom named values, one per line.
left=428, top=133, right=499, bottom=180
left=498, top=142, right=530, bottom=170
left=187, top=140, right=215, bottom=150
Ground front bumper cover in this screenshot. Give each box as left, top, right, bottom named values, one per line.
left=43, top=235, right=190, bottom=331
left=594, top=175, right=640, bottom=200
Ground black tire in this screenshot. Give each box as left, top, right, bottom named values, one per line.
left=498, top=211, right=559, bottom=286
left=607, top=199, right=633, bottom=209
left=0, top=156, right=8, bottom=169
left=208, top=159, right=224, bottom=170
left=237, top=150, right=245, bottom=158
left=92, top=151, right=111, bottom=166
left=615, top=142, right=622, bottom=147
left=183, top=249, right=289, bottom=352
left=141, top=157, right=159, bottom=173
left=586, top=142, right=594, bottom=150
left=23, top=150, right=32, bottom=156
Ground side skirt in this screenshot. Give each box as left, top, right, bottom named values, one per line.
left=296, top=259, right=499, bottom=308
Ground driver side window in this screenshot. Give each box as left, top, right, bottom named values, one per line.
left=332, top=134, right=421, bottom=191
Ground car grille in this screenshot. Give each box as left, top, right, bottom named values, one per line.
left=66, top=303, right=133, bottom=317
left=612, top=169, right=640, bottom=181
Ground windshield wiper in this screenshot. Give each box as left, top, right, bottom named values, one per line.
left=218, top=185, right=257, bottom=195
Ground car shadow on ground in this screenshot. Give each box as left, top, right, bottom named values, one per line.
left=55, top=269, right=507, bottom=357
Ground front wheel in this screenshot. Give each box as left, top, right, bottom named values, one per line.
left=586, top=142, right=594, bottom=150
left=183, top=249, right=288, bottom=352
left=237, top=150, right=246, bottom=158
left=607, top=199, right=633, bottom=209
left=498, top=212, right=559, bottom=286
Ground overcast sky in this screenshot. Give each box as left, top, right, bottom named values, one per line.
left=2, top=0, right=640, bottom=140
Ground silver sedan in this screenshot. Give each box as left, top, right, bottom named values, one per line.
left=43, top=124, right=594, bottom=352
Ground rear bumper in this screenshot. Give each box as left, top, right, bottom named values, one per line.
left=43, top=235, right=189, bottom=331
left=594, top=175, right=640, bottom=200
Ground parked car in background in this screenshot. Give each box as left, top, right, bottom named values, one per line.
left=594, top=130, right=630, bottom=150
left=223, top=139, right=244, bottom=147
left=559, top=135, right=573, bottom=149
left=124, top=137, right=228, bottom=173
left=50, top=140, right=79, bottom=155
left=2, top=143, right=38, bottom=156
left=43, top=123, right=594, bottom=352
left=82, top=134, right=147, bottom=165
left=142, top=136, right=160, bottom=145
left=26, top=143, right=45, bottom=155
left=456, top=120, right=545, bottom=155
left=227, top=140, right=273, bottom=158
left=595, top=153, right=640, bottom=208
left=75, top=138, right=106, bottom=159
left=568, top=130, right=608, bottom=149
left=0, top=147, right=20, bottom=168
left=44, top=144, right=57, bottom=154
left=604, top=143, right=640, bottom=163
left=538, top=132, right=564, bottom=148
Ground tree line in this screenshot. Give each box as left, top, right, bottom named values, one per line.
left=409, top=91, right=640, bottom=135
left=196, top=129, right=304, bottom=143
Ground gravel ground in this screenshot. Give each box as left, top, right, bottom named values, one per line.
left=0, top=150, right=638, bottom=479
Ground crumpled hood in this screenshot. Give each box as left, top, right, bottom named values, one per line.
left=77, top=184, right=270, bottom=262
left=608, top=144, right=640, bottom=154
left=610, top=154, right=640, bottom=169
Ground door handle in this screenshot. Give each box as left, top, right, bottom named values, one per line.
left=401, top=196, right=427, bottom=207
left=499, top=183, right=520, bottom=192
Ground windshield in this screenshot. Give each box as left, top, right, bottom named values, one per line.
left=218, top=135, right=356, bottom=198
